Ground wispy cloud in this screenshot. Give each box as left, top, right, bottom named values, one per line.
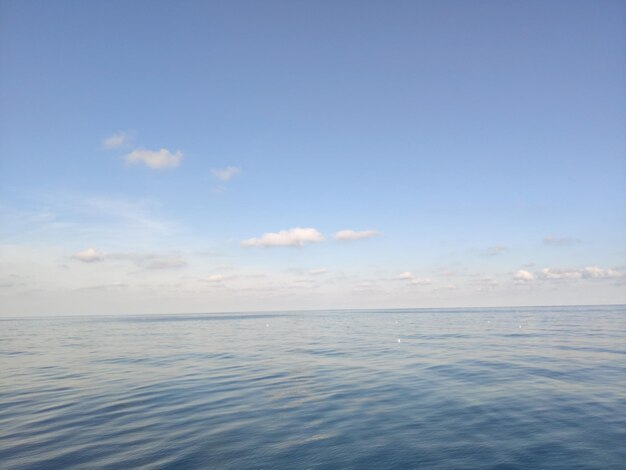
left=543, top=236, right=580, bottom=246
left=75, top=250, right=188, bottom=270
left=541, top=266, right=621, bottom=280
left=436, top=267, right=457, bottom=277
left=396, top=271, right=431, bottom=285
left=211, top=166, right=240, bottom=181
left=514, top=266, right=621, bottom=281
left=482, top=244, right=508, bottom=256
left=102, top=131, right=132, bottom=149
left=540, top=268, right=582, bottom=280
left=73, top=248, right=103, bottom=263
left=241, top=227, right=324, bottom=247
left=333, top=229, right=378, bottom=241
left=125, top=148, right=182, bottom=169
left=581, top=266, right=622, bottom=279
left=308, top=268, right=329, bottom=275
left=84, top=197, right=177, bottom=237
left=77, top=282, right=128, bottom=292
left=145, top=257, right=187, bottom=270
left=472, top=277, right=500, bottom=291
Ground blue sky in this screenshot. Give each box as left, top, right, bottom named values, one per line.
left=1, top=0, right=624, bottom=315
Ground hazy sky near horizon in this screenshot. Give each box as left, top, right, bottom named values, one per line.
left=1, top=0, right=625, bottom=315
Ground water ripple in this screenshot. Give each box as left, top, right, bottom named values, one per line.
left=1, top=305, right=625, bottom=469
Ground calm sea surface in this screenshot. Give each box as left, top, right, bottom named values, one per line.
left=1, top=305, right=625, bottom=469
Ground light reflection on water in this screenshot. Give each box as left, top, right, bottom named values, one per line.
left=1, top=305, right=625, bottom=469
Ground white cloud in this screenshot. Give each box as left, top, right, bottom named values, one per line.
left=102, top=131, right=132, bottom=149
left=73, top=248, right=104, bottom=263
left=125, top=148, right=182, bottom=169
left=514, top=266, right=622, bottom=282
left=308, top=268, right=329, bottom=275
left=333, top=229, right=378, bottom=241
left=543, top=236, right=580, bottom=246
left=241, top=227, right=324, bottom=247
left=396, top=271, right=430, bottom=285
left=211, top=166, right=240, bottom=181
left=581, top=266, right=621, bottom=279
left=539, top=267, right=622, bottom=280
left=204, top=275, right=225, bottom=282
left=514, top=270, right=535, bottom=282
left=540, top=268, right=582, bottom=280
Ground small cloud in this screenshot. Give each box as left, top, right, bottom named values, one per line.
left=102, top=131, right=132, bottom=149
left=483, top=244, right=508, bottom=256
left=125, top=148, right=182, bottom=169
left=241, top=227, right=324, bottom=247
left=513, top=270, right=534, bottom=282
left=540, top=268, right=582, bottom=280
left=73, top=248, right=103, bottom=263
left=204, top=274, right=225, bottom=282
left=333, top=229, right=378, bottom=241
left=396, top=271, right=430, bottom=285
left=211, top=166, right=240, bottom=182
left=543, top=236, right=580, bottom=246
left=581, top=266, right=621, bottom=279
left=516, top=266, right=622, bottom=282
left=308, top=268, right=329, bottom=275
left=145, top=257, right=187, bottom=270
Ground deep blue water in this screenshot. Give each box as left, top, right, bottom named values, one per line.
left=1, top=305, right=625, bottom=469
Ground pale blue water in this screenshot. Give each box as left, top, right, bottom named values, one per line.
left=1, top=305, right=625, bottom=469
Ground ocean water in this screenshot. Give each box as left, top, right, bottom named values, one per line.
left=1, top=306, right=625, bottom=469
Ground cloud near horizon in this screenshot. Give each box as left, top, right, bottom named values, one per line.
left=125, top=148, right=182, bottom=169
left=241, top=227, right=324, bottom=247
left=73, top=248, right=104, bottom=263
left=541, top=266, right=622, bottom=280
left=333, top=229, right=378, bottom=241
left=396, top=271, right=432, bottom=285
left=514, top=266, right=621, bottom=281
left=211, top=166, right=240, bottom=181
left=145, top=257, right=187, bottom=270
left=513, top=270, right=535, bottom=282
left=72, top=250, right=189, bottom=270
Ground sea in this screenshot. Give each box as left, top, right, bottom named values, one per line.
left=1, top=305, right=625, bottom=469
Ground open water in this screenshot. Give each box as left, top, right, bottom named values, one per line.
left=1, top=305, right=625, bottom=469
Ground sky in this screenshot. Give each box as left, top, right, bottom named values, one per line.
left=0, top=0, right=624, bottom=315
